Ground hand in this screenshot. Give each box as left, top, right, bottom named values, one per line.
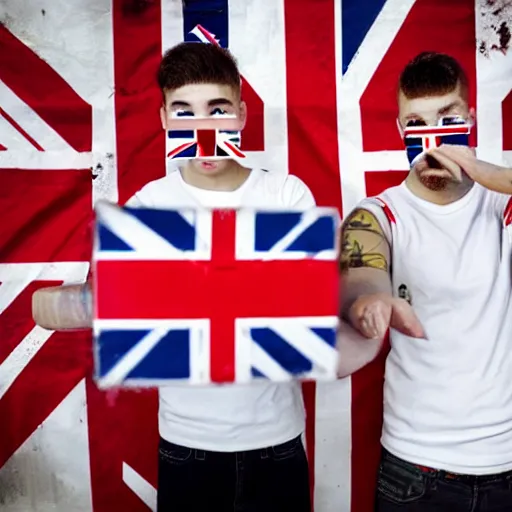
left=348, top=293, right=426, bottom=340
left=425, top=146, right=471, bottom=182
left=432, top=145, right=512, bottom=194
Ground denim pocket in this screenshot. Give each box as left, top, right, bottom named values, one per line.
left=159, top=443, right=193, bottom=465
left=270, top=436, right=302, bottom=461
left=377, top=453, right=428, bottom=504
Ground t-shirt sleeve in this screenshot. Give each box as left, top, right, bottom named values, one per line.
left=492, top=191, right=511, bottom=224
left=282, top=175, right=316, bottom=208
left=124, top=183, right=154, bottom=208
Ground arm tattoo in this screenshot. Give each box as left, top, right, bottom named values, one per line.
left=339, top=209, right=389, bottom=272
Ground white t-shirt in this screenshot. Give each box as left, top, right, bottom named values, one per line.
left=126, top=168, right=316, bottom=451
left=359, top=182, right=512, bottom=474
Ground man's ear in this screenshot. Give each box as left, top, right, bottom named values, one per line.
left=239, top=101, right=247, bottom=131
left=160, top=104, right=168, bottom=130
left=468, top=107, right=476, bottom=126
left=396, top=117, right=404, bottom=138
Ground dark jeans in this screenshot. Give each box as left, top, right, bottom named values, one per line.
left=376, top=448, right=512, bottom=511
left=157, top=435, right=311, bottom=512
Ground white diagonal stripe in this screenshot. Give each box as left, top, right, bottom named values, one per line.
left=0, top=325, right=53, bottom=400
left=0, top=262, right=88, bottom=282
left=0, top=79, right=76, bottom=151
left=122, top=462, right=157, bottom=512
left=95, top=201, right=184, bottom=257
left=263, top=210, right=330, bottom=259
left=250, top=340, right=293, bottom=381
left=0, top=262, right=89, bottom=399
left=341, top=0, right=415, bottom=93
left=336, top=0, right=415, bottom=216
left=97, top=327, right=169, bottom=388
left=271, top=321, right=339, bottom=374
left=0, top=264, right=45, bottom=315
left=0, top=114, right=37, bottom=151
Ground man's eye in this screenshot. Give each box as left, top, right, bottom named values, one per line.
left=405, top=119, right=427, bottom=127
left=171, top=110, right=194, bottom=118
left=441, top=115, right=465, bottom=126
left=210, top=107, right=228, bottom=117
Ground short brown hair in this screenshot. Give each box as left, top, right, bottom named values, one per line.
left=157, top=42, right=241, bottom=97
left=399, top=52, right=468, bottom=100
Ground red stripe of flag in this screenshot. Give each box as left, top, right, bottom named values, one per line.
left=405, top=125, right=470, bottom=136
left=85, top=3, right=165, bottom=510
left=0, top=25, right=92, bottom=152
left=505, top=197, right=512, bottom=226
left=284, top=0, right=342, bottom=506
left=113, top=0, right=165, bottom=205
left=0, top=329, right=92, bottom=467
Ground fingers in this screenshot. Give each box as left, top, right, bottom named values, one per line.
left=390, top=299, right=427, bottom=339
left=434, top=145, right=477, bottom=175
left=427, top=148, right=463, bottom=182
left=349, top=297, right=391, bottom=340
left=32, top=284, right=93, bottom=330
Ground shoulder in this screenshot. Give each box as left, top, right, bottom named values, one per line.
left=478, top=185, right=512, bottom=222
left=125, top=172, right=182, bottom=208
left=253, top=170, right=316, bottom=208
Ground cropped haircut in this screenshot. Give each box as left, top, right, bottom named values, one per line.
left=399, top=52, right=469, bottom=100
left=157, top=42, right=241, bottom=98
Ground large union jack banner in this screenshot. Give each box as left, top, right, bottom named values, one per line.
left=1, top=0, right=511, bottom=511
left=93, top=204, right=339, bottom=386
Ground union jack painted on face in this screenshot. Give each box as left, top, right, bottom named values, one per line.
left=403, top=117, right=472, bottom=167
left=167, top=128, right=245, bottom=160
left=92, top=202, right=340, bottom=388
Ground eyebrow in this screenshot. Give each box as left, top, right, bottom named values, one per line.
left=207, top=98, right=234, bottom=107
left=169, top=98, right=234, bottom=109
left=170, top=100, right=191, bottom=108
left=403, top=101, right=462, bottom=122
left=438, top=101, right=461, bottom=114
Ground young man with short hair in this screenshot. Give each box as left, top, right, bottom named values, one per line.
left=340, top=51, right=512, bottom=511
left=34, top=42, right=314, bottom=512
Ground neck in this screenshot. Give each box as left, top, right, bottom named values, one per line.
left=405, top=172, right=474, bottom=205
left=181, top=160, right=251, bottom=191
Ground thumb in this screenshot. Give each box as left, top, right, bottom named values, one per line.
left=390, top=299, right=426, bottom=339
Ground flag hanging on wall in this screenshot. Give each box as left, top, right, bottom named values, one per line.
left=1, top=0, right=510, bottom=511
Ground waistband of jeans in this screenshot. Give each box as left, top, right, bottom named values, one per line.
left=383, top=449, right=512, bottom=483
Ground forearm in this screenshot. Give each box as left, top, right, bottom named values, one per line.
left=473, top=166, right=512, bottom=195
left=340, top=268, right=392, bottom=320
left=336, top=319, right=386, bottom=378
left=32, top=283, right=92, bottom=330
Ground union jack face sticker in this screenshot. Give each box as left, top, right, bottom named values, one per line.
left=403, top=116, right=472, bottom=166
left=167, top=128, right=245, bottom=160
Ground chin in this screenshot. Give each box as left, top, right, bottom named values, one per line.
left=415, top=164, right=455, bottom=192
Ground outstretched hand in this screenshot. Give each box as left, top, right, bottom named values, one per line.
left=348, top=293, right=426, bottom=340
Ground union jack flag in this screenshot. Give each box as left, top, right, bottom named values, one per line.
left=167, top=128, right=245, bottom=159
left=92, top=202, right=340, bottom=387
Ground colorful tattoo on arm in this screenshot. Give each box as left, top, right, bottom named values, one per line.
left=339, top=209, right=389, bottom=272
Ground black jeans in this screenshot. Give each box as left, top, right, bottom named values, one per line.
left=376, top=448, right=512, bottom=511
left=157, top=435, right=311, bottom=512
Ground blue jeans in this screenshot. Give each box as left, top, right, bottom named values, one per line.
left=157, top=435, right=311, bottom=512
left=376, top=448, right=512, bottom=511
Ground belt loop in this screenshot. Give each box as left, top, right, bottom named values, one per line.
left=260, top=447, right=269, bottom=459
left=195, top=449, right=205, bottom=461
